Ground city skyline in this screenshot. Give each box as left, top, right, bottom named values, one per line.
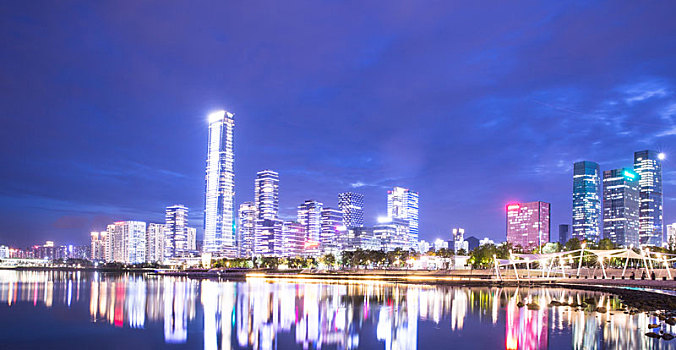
left=1, top=2, right=676, bottom=246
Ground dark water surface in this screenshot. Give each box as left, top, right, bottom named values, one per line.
left=0, top=270, right=673, bottom=349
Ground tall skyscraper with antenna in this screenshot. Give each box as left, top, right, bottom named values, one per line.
left=203, top=110, right=236, bottom=257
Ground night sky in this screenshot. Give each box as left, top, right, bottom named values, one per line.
left=1, top=2, right=675, bottom=247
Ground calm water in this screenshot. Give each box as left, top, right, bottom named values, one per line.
left=0, top=270, right=673, bottom=349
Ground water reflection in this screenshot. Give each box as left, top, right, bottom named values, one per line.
left=0, top=270, right=674, bottom=349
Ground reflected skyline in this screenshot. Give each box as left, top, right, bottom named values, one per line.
left=0, top=270, right=674, bottom=349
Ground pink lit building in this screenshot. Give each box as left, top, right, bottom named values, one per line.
left=506, top=201, right=550, bottom=250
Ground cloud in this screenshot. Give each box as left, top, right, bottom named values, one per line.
left=623, top=81, right=669, bottom=104
left=656, top=126, right=676, bottom=137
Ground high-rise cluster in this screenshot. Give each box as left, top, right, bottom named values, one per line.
left=90, top=205, right=197, bottom=264
left=565, top=150, right=664, bottom=248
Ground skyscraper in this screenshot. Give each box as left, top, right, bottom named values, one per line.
left=387, top=187, right=420, bottom=246
left=106, top=221, right=147, bottom=264
left=320, top=208, right=344, bottom=254
left=374, top=217, right=410, bottom=251
left=204, top=110, right=236, bottom=256
left=237, top=201, right=256, bottom=258
left=634, top=150, right=664, bottom=246
left=506, top=202, right=550, bottom=249
left=280, top=221, right=305, bottom=257
left=451, top=228, right=467, bottom=253
left=255, top=170, right=279, bottom=220
left=558, top=224, right=570, bottom=245
left=603, top=168, right=640, bottom=248
left=166, top=205, right=188, bottom=258
left=298, top=200, right=323, bottom=256
left=572, top=161, right=601, bottom=243
left=668, top=223, right=676, bottom=248
left=338, top=192, right=364, bottom=228
left=90, top=231, right=107, bottom=261
left=255, top=219, right=282, bottom=257
left=186, top=227, right=196, bottom=251
left=146, top=223, right=166, bottom=263
left=254, top=170, right=281, bottom=257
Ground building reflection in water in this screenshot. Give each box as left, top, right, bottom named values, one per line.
left=1, top=270, right=675, bottom=350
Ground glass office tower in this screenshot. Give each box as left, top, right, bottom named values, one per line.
left=203, top=110, right=236, bottom=256
left=254, top=170, right=279, bottom=220
left=603, top=168, right=640, bottom=248
left=572, top=161, right=601, bottom=243
left=298, top=200, right=323, bottom=256
left=634, top=150, right=664, bottom=246
left=387, top=187, right=420, bottom=247
left=338, top=192, right=365, bottom=228
left=237, top=202, right=256, bottom=258
left=166, top=204, right=189, bottom=258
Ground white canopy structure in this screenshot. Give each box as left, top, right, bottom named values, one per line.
left=492, top=246, right=674, bottom=281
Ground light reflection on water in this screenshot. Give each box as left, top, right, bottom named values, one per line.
left=0, top=270, right=674, bottom=349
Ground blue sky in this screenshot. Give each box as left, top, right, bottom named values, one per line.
left=1, top=1, right=675, bottom=246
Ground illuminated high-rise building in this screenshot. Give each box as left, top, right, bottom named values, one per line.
left=375, top=217, right=410, bottom=251
left=343, top=227, right=380, bottom=251
left=203, top=110, right=236, bottom=256
left=338, top=192, right=364, bottom=228
left=320, top=208, right=344, bottom=254
left=254, top=218, right=282, bottom=257
left=255, top=170, right=279, bottom=220
left=387, top=187, right=419, bottom=246
left=298, top=200, right=323, bottom=256
left=166, top=205, right=188, bottom=258
left=451, top=228, right=467, bottom=253
left=634, top=150, right=664, bottom=246
left=106, top=221, right=147, bottom=264
left=506, top=201, right=550, bottom=249
left=146, top=223, right=166, bottom=263
left=603, top=168, right=640, bottom=248
left=90, top=231, right=107, bottom=261
left=572, top=161, right=601, bottom=243
left=186, top=227, right=196, bottom=251
left=237, top=201, right=256, bottom=258
left=280, top=221, right=305, bottom=257
left=253, top=170, right=281, bottom=257
left=668, top=223, right=676, bottom=249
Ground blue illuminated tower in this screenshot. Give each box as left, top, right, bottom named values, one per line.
left=572, top=161, right=601, bottom=243
left=634, top=150, right=664, bottom=246
left=602, top=168, right=640, bottom=247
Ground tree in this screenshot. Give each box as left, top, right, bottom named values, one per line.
left=468, top=244, right=497, bottom=268
left=564, top=238, right=582, bottom=251
left=319, top=253, right=336, bottom=268
left=598, top=238, right=615, bottom=250
left=340, top=251, right=354, bottom=268
left=495, top=242, right=513, bottom=259
left=435, top=248, right=454, bottom=259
